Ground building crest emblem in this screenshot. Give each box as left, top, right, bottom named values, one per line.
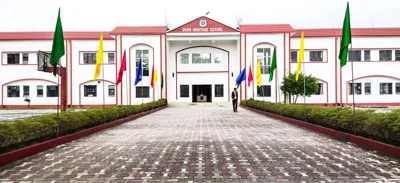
left=199, top=20, right=207, bottom=27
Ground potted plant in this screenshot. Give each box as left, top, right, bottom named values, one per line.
left=24, top=98, right=31, bottom=109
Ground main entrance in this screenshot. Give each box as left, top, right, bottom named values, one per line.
left=192, top=85, right=212, bottom=102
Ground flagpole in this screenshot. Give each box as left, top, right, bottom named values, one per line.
left=303, top=60, right=307, bottom=122
left=56, top=62, right=60, bottom=137
left=141, top=58, right=143, bottom=105
left=125, top=64, right=129, bottom=105
left=350, top=44, right=356, bottom=135
left=102, top=60, right=105, bottom=110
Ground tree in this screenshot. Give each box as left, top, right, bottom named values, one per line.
left=280, top=72, right=319, bottom=104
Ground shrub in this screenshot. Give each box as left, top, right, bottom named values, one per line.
left=241, top=100, right=400, bottom=147
left=0, top=99, right=167, bottom=154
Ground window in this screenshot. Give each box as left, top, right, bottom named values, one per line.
left=257, top=85, right=271, bottom=97
left=108, top=85, right=115, bottom=97
left=380, top=83, right=392, bottom=95
left=215, top=84, right=224, bottom=97
left=365, top=83, right=371, bottom=95
left=396, top=83, right=400, bottom=95
left=256, top=48, right=271, bottom=74
left=46, top=85, right=59, bottom=97
left=395, top=51, right=400, bottom=61
left=315, top=83, right=323, bottom=95
left=136, top=86, right=150, bottom=98
left=290, top=51, right=297, bottom=62
left=108, top=53, right=115, bottom=64
left=23, top=85, right=29, bottom=97
left=180, top=53, right=189, bottom=64
left=349, top=83, right=362, bottom=95
left=83, top=53, right=96, bottom=64
left=180, top=85, right=189, bottom=98
left=22, top=53, right=29, bottom=64
left=37, top=85, right=43, bottom=97
left=7, top=86, right=20, bottom=97
left=379, top=50, right=392, bottom=61
left=192, top=53, right=211, bottom=64
left=214, top=53, right=223, bottom=64
left=364, top=50, right=371, bottom=61
left=310, top=51, right=323, bottom=61
left=136, top=50, right=150, bottom=76
left=349, top=50, right=361, bottom=61
left=84, top=85, right=97, bottom=97
left=7, top=53, right=20, bottom=64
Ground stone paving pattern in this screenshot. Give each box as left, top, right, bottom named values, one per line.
left=0, top=107, right=400, bottom=182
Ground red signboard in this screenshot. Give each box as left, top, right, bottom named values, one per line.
left=168, top=16, right=238, bottom=33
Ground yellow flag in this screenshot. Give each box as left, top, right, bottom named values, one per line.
left=256, top=58, right=262, bottom=87
left=296, top=31, right=304, bottom=81
left=94, top=33, right=104, bottom=80
left=153, top=68, right=158, bottom=83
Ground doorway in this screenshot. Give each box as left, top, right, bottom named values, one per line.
left=192, top=85, right=212, bottom=102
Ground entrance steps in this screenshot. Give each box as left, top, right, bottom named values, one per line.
left=168, top=102, right=231, bottom=108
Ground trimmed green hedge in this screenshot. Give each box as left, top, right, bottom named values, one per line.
left=0, top=99, right=167, bottom=154
left=241, top=100, right=400, bottom=147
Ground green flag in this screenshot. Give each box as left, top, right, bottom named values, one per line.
left=339, top=2, right=351, bottom=67
left=269, top=49, right=277, bottom=82
left=161, top=72, right=164, bottom=90
left=50, top=8, right=65, bottom=76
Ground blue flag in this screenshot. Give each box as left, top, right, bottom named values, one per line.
left=134, top=58, right=143, bottom=86
left=235, top=68, right=246, bottom=88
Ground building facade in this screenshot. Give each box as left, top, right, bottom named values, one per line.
left=0, top=16, right=399, bottom=108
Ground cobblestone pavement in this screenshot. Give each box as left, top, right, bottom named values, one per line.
left=1, top=107, right=400, bottom=183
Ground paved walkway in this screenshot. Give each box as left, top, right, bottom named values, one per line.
left=0, top=107, right=399, bottom=182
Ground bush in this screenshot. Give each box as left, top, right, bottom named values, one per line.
left=241, top=100, right=400, bottom=147
left=0, top=99, right=167, bottom=154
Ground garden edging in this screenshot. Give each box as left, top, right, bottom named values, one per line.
left=241, top=105, right=400, bottom=158
left=0, top=106, right=167, bottom=167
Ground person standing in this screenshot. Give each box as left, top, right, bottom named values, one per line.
left=231, top=88, right=238, bottom=113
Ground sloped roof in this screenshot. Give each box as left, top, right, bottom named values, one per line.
left=0, top=31, right=114, bottom=40
left=293, top=28, right=400, bottom=37
left=110, top=26, right=167, bottom=35
left=168, top=16, right=239, bottom=33
left=240, top=24, right=295, bottom=33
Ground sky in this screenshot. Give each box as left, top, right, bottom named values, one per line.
left=0, top=0, right=399, bottom=32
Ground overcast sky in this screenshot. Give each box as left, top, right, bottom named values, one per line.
left=1, top=0, right=399, bottom=32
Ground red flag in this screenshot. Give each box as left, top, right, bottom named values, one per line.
left=150, top=64, right=155, bottom=88
left=116, top=49, right=126, bottom=86
left=248, top=64, right=253, bottom=87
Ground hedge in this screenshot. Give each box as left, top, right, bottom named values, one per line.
left=0, top=99, right=167, bottom=154
left=241, top=100, right=400, bottom=147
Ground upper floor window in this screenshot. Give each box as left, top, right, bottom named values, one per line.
left=108, top=53, right=115, bottom=64
left=290, top=51, right=297, bottom=62
left=136, top=50, right=150, bottom=76
left=180, top=53, right=189, bottom=64
left=22, top=53, right=29, bottom=64
left=256, top=48, right=271, bottom=74
left=395, top=50, right=400, bottom=61
left=364, top=50, right=371, bottom=61
left=83, top=53, right=96, bottom=64
left=309, top=51, right=323, bottom=61
left=192, top=53, right=211, bottom=64
left=379, top=50, right=392, bottom=61
left=349, top=50, right=361, bottom=61
left=7, top=53, right=20, bottom=64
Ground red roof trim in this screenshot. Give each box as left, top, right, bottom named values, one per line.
left=240, top=24, right=295, bottom=33
left=0, top=32, right=114, bottom=40
left=293, top=28, right=400, bottom=37
left=110, top=26, right=166, bottom=35
left=168, top=16, right=239, bottom=33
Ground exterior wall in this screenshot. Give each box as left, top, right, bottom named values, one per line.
left=290, top=37, right=336, bottom=105
left=244, top=33, right=287, bottom=103
left=70, top=40, right=116, bottom=106
left=167, top=40, right=238, bottom=103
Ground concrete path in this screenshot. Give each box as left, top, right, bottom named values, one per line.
left=0, top=107, right=399, bottom=182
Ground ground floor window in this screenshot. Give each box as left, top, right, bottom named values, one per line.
left=380, top=83, right=392, bottom=95
left=108, top=85, right=115, bottom=97
left=7, top=86, right=20, bottom=97
left=315, top=83, right=323, bottom=95
left=180, top=85, right=189, bottom=98
left=84, top=85, right=97, bottom=97
left=215, top=84, right=224, bottom=97
left=23, top=85, right=29, bottom=97
left=396, top=83, right=400, bottom=95
left=37, top=85, right=43, bottom=97
left=257, top=85, right=271, bottom=97
left=136, top=86, right=150, bottom=98
left=349, top=83, right=362, bottom=95
left=47, top=85, right=59, bottom=97
left=365, top=83, right=371, bottom=95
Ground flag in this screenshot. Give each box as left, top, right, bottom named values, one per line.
left=256, top=58, right=262, bottom=87
left=269, top=49, right=277, bottom=83
left=150, top=64, right=155, bottom=88
left=296, top=31, right=305, bottom=81
left=134, top=58, right=143, bottom=86
left=235, top=68, right=246, bottom=88
left=247, top=64, right=253, bottom=87
left=161, top=72, right=164, bottom=90
left=93, top=33, right=104, bottom=80
left=49, top=8, right=65, bottom=76
left=116, top=49, right=126, bottom=86
left=154, top=69, right=158, bottom=83
left=339, top=2, right=352, bottom=67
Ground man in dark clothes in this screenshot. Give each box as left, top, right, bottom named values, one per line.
left=231, top=88, right=238, bottom=113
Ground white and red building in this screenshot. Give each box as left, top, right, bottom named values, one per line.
left=0, top=16, right=399, bottom=108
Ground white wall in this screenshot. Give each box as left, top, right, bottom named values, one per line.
left=168, top=40, right=238, bottom=102
left=70, top=40, right=116, bottom=106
